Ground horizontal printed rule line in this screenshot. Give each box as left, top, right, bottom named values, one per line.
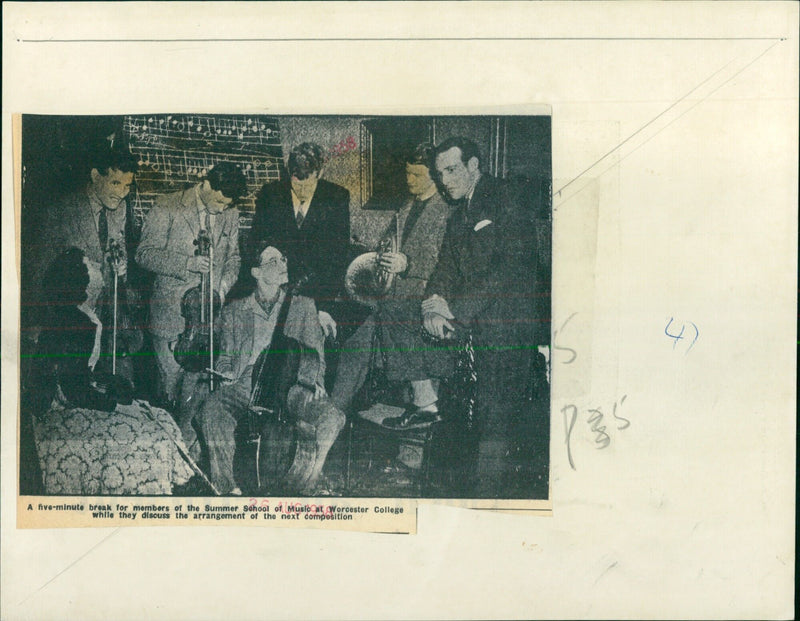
left=18, top=37, right=786, bottom=43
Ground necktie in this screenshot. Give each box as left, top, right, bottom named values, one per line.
left=402, top=199, right=426, bottom=246
left=295, top=208, right=305, bottom=229
left=98, top=208, right=108, bottom=251
left=204, top=210, right=211, bottom=233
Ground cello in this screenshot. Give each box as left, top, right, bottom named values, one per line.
left=173, top=228, right=222, bottom=388
left=246, top=275, right=344, bottom=495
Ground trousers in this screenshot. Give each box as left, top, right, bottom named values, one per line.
left=194, top=378, right=251, bottom=494
left=332, top=299, right=538, bottom=497
left=152, top=335, right=183, bottom=402
left=331, top=301, right=456, bottom=411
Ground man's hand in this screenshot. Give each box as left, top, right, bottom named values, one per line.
left=187, top=255, right=210, bottom=273
left=378, top=252, right=408, bottom=274
left=111, top=258, right=127, bottom=279
left=421, top=294, right=454, bottom=319
left=318, top=310, right=337, bottom=340
left=423, top=311, right=455, bottom=340
left=313, top=382, right=328, bottom=401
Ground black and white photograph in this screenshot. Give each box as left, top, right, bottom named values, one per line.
left=4, top=3, right=795, bottom=619
left=18, top=113, right=552, bottom=502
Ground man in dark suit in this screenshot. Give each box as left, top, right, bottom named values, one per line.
left=248, top=142, right=351, bottom=341
left=340, top=137, right=542, bottom=497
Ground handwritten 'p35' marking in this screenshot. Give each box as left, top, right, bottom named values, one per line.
left=563, top=395, right=630, bottom=470
left=587, top=408, right=611, bottom=449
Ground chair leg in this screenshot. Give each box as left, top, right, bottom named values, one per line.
left=345, top=420, right=353, bottom=492
left=419, top=441, right=430, bottom=497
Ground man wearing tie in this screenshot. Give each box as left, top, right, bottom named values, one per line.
left=248, top=142, right=351, bottom=342
left=333, top=137, right=542, bottom=497
left=136, top=162, right=246, bottom=404
left=28, top=145, right=140, bottom=381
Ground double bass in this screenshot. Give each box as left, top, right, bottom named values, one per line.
left=173, top=228, right=222, bottom=388
left=245, top=276, right=344, bottom=495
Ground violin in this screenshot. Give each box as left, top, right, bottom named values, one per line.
left=173, top=229, right=222, bottom=385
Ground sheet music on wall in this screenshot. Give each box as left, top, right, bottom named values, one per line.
left=122, top=114, right=284, bottom=228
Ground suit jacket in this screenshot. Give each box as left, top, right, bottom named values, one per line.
left=382, top=191, right=454, bottom=301
left=216, top=293, right=325, bottom=390
left=136, top=187, right=240, bottom=340
left=27, top=190, right=144, bottom=356
left=249, top=178, right=350, bottom=316
left=425, top=174, right=539, bottom=346
left=30, top=190, right=127, bottom=303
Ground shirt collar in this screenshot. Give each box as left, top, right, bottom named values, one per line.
left=465, top=174, right=481, bottom=204
left=250, top=290, right=283, bottom=319
left=291, top=185, right=317, bottom=212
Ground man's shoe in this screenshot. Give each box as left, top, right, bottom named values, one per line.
left=383, top=407, right=441, bottom=430
left=381, top=458, right=414, bottom=475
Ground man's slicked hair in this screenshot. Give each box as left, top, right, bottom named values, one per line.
left=404, top=142, right=434, bottom=170
left=433, top=136, right=482, bottom=168
left=205, top=162, right=247, bottom=201
left=88, top=145, right=139, bottom=177
left=287, top=142, right=325, bottom=180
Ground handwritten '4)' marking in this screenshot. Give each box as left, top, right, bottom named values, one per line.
left=665, top=317, right=699, bottom=354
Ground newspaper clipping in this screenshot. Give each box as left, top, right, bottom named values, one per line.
left=17, top=113, right=552, bottom=531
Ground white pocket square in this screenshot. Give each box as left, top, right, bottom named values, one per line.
left=474, top=219, right=493, bottom=231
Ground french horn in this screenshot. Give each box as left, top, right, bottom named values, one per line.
left=345, top=220, right=400, bottom=307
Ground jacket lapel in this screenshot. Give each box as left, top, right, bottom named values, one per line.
left=277, top=180, right=296, bottom=230
left=302, top=181, right=327, bottom=232
left=213, top=210, right=227, bottom=247
left=180, top=189, right=201, bottom=240
left=73, top=194, right=102, bottom=259
left=237, top=299, right=257, bottom=380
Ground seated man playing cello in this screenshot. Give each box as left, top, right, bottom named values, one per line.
left=186, top=246, right=344, bottom=495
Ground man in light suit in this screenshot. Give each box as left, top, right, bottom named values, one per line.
left=189, top=246, right=340, bottom=495
left=331, top=143, right=455, bottom=421
left=28, top=145, right=141, bottom=381
left=248, top=142, right=351, bottom=341
left=136, top=162, right=246, bottom=403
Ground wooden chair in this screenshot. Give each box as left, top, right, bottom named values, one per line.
left=344, top=329, right=477, bottom=497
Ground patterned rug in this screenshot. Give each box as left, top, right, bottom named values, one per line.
left=33, top=399, right=194, bottom=495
